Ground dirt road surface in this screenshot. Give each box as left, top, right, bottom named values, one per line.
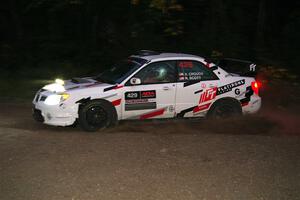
left=0, top=82, right=300, bottom=200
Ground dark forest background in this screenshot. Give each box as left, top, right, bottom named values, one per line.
left=1, top=0, right=299, bottom=79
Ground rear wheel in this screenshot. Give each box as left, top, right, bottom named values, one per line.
left=79, top=100, right=117, bottom=132
left=207, top=99, right=242, bottom=119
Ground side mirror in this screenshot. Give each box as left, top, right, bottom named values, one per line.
left=130, top=77, right=141, bottom=85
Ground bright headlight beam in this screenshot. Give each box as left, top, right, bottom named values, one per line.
left=44, top=93, right=70, bottom=106
left=55, top=79, right=65, bottom=85
left=44, top=94, right=62, bottom=105
left=43, top=83, right=66, bottom=93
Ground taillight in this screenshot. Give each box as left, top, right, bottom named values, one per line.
left=251, top=81, right=261, bottom=96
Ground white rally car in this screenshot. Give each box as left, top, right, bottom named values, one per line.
left=33, top=51, right=261, bottom=131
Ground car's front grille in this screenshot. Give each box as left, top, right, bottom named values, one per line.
left=40, top=96, right=47, bottom=101
left=35, top=94, right=40, bottom=102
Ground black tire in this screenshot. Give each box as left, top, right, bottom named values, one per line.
left=207, top=98, right=242, bottom=119
left=78, top=100, right=118, bottom=132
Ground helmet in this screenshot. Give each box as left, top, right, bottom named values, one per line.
left=153, top=67, right=167, bottom=80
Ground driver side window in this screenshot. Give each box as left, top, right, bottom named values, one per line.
left=133, top=61, right=177, bottom=84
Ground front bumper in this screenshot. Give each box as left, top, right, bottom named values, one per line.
left=32, top=108, right=44, bottom=122
left=32, top=98, right=78, bottom=127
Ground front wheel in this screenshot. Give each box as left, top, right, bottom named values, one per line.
left=78, top=100, right=117, bottom=132
left=207, top=99, right=242, bottom=119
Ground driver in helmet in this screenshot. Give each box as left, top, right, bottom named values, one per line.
left=144, top=67, right=168, bottom=83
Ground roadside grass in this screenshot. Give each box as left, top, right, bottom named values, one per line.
left=0, top=79, right=52, bottom=103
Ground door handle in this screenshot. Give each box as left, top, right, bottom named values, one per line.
left=163, top=86, right=171, bottom=91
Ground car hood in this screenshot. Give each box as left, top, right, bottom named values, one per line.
left=42, top=77, right=114, bottom=93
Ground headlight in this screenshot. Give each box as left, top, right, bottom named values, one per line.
left=44, top=93, right=70, bottom=105
left=44, top=95, right=61, bottom=105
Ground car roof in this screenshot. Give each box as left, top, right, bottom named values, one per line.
left=130, top=52, right=206, bottom=62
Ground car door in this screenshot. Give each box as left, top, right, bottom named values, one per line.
left=175, top=60, right=219, bottom=117
left=122, top=61, right=177, bottom=120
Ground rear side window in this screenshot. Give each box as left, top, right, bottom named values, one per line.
left=177, top=61, right=218, bottom=81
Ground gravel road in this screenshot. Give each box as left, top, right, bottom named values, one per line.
left=0, top=82, right=300, bottom=200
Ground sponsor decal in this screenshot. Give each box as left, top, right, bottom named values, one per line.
left=193, top=103, right=211, bottom=113
left=125, top=90, right=157, bottom=111
left=141, top=90, right=156, bottom=99
left=126, top=99, right=149, bottom=104
left=125, top=102, right=156, bottom=111
left=140, top=108, right=165, bottom=119
left=125, top=90, right=156, bottom=100
left=125, top=91, right=140, bottom=99
left=179, top=61, right=193, bottom=68
left=179, top=73, right=185, bottom=81
left=239, top=86, right=253, bottom=106
left=181, top=88, right=216, bottom=116
left=199, top=88, right=217, bottom=104
left=178, top=88, right=216, bottom=117
left=235, top=88, right=241, bottom=95
left=217, top=79, right=245, bottom=95
left=180, top=72, right=204, bottom=81
left=249, top=63, right=256, bottom=72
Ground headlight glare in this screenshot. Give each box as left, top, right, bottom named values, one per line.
left=44, top=95, right=61, bottom=105
left=55, top=78, right=65, bottom=85
left=44, top=93, right=70, bottom=105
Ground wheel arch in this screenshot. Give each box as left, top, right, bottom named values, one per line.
left=76, top=97, right=118, bottom=118
left=208, top=97, right=242, bottom=116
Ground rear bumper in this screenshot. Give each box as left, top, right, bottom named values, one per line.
left=242, top=95, right=262, bottom=114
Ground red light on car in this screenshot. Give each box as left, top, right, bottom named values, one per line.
left=251, top=81, right=261, bottom=96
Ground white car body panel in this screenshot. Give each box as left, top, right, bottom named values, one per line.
left=32, top=52, right=262, bottom=127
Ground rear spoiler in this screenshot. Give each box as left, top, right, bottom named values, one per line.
left=217, top=58, right=257, bottom=77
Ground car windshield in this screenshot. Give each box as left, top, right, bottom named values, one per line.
left=95, top=58, right=146, bottom=84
